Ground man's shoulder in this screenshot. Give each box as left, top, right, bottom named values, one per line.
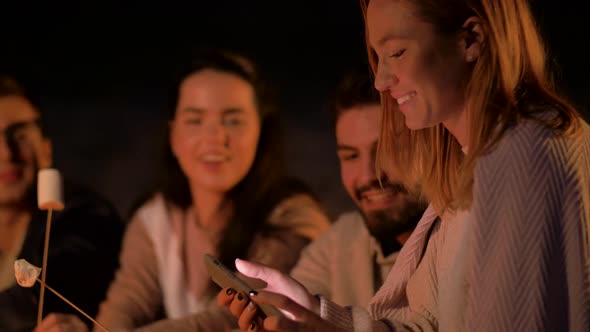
left=294, top=211, right=369, bottom=272
left=332, top=211, right=366, bottom=229
left=315, top=211, right=368, bottom=242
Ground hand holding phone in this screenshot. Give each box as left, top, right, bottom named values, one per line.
left=204, top=254, right=283, bottom=318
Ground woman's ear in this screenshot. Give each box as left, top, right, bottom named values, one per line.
left=461, top=16, right=485, bottom=63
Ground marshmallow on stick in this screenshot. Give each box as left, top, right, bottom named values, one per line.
left=14, top=259, right=111, bottom=332
left=37, top=168, right=64, bottom=211
left=36, top=168, right=64, bottom=326
left=14, top=259, right=42, bottom=288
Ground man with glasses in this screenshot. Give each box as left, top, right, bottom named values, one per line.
left=0, top=76, right=123, bottom=332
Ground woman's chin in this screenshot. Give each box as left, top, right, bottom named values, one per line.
left=404, top=119, right=428, bottom=130
left=404, top=114, right=437, bottom=131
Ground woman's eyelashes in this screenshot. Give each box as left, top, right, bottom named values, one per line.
left=389, top=49, right=406, bottom=58
left=181, top=117, right=243, bottom=127
left=185, top=118, right=203, bottom=125
left=222, top=117, right=244, bottom=127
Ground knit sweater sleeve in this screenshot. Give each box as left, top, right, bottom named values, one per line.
left=463, top=121, right=590, bottom=331
left=94, top=214, right=163, bottom=332
left=246, top=194, right=330, bottom=273
left=266, top=193, right=331, bottom=240
left=318, top=238, right=439, bottom=332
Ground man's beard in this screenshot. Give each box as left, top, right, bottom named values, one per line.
left=355, top=178, right=427, bottom=242
left=361, top=198, right=426, bottom=240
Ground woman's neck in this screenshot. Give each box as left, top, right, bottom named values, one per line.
left=190, top=186, right=229, bottom=231
left=443, top=107, right=470, bottom=150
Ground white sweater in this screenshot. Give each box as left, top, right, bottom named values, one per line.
left=291, top=211, right=398, bottom=308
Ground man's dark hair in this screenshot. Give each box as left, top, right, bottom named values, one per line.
left=327, top=67, right=381, bottom=127
left=0, top=75, right=46, bottom=136
left=0, top=76, right=26, bottom=97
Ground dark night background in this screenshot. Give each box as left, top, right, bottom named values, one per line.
left=1, top=1, right=588, bottom=219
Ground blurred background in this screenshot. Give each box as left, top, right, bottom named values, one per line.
left=1, top=0, right=588, bottom=220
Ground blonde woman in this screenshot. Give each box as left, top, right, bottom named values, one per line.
left=218, top=0, right=590, bottom=331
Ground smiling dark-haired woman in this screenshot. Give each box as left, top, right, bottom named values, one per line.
left=36, top=49, right=330, bottom=332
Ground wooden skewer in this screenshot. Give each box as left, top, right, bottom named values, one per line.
left=36, top=278, right=112, bottom=332
left=37, top=209, right=53, bottom=325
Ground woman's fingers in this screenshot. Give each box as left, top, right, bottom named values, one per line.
left=217, top=287, right=237, bottom=307
left=235, top=259, right=282, bottom=287
left=229, top=291, right=251, bottom=318
left=35, top=313, right=69, bottom=332
left=239, top=301, right=265, bottom=331
left=34, top=313, right=88, bottom=332
left=233, top=296, right=255, bottom=330
left=251, top=291, right=307, bottom=322
left=252, top=291, right=347, bottom=332
left=235, top=259, right=317, bottom=312
left=217, top=286, right=334, bottom=332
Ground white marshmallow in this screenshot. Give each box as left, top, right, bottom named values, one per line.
left=14, top=259, right=42, bottom=288
left=37, top=168, right=64, bottom=211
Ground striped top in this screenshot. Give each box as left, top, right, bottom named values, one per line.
left=321, top=116, right=590, bottom=331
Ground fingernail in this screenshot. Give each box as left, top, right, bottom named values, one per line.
left=249, top=290, right=258, bottom=297
left=247, top=301, right=257, bottom=311
left=250, top=322, right=257, bottom=331
left=226, top=288, right=235, bottom=295
left=237, top=293, right=244, bottom=301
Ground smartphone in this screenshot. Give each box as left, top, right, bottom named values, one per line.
left=204, top=254, right=283, bottom=318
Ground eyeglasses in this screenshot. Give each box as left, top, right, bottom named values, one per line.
left=0, top=118, right=43, bottom=153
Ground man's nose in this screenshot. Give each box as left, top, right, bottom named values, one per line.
left=358, top=154, right=378, bottom=184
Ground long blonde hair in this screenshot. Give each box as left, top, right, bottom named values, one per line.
left=361, top=0, right=580, bottom=214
